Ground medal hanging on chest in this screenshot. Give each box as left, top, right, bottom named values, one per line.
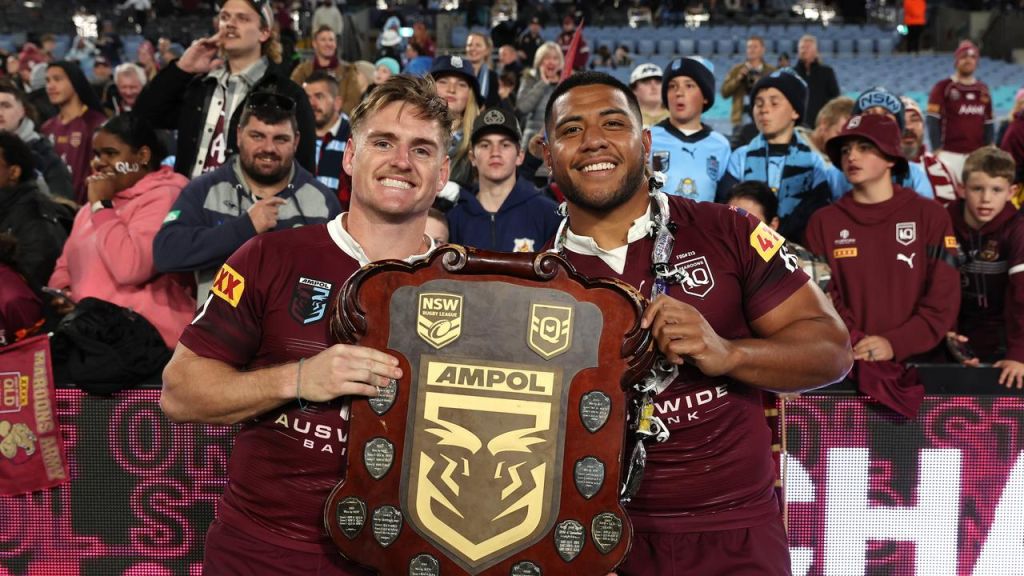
left=553, top=180, right=679, bottom=501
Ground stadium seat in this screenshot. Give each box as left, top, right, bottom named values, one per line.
left=856, top=38, right=875, bottom=56
left=715, top=38, right=735, bottom=56
left=657, top=39, right=676, bottom=56
left=677, top=38, right=696, bottom=56
left=836, top=38, right=854, bottom=56
left=696, top=38, right=715, bottom=55
left=636, top=39, right=656, bottom=57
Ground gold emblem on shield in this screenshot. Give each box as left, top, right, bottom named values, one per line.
left=528, top=303, right=573, bottom=359
left=417, top=292, right=463, bottom=349
left=404, top=359, right=564, bottom=573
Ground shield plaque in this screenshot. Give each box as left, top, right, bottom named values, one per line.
left=324, top=246, right=655, bottom=575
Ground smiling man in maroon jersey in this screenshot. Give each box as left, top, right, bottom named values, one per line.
left=160, top=75, right=452, bottom=574
left=542, top=71, right=853, bottom=575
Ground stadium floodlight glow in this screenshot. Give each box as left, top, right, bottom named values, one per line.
left=72, top=13, right=99, bottom=39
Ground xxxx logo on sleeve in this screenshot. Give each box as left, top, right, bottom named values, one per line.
left=211, top=263, right=245, bottom=307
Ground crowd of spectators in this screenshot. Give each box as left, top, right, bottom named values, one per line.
left=0, top=0, right=1022, bottom=397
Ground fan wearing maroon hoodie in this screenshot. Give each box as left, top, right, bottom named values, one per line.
left=805, top=114, right=961, bottom=417
left=542, top=71, right=852, bottom=576
left=948, top=147, right=1024, bottom=388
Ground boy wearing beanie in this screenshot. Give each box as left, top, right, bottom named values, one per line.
left=826, top=86, right=936, bottom=200
left=649, top=56, right=731, bottom=202
left=927, top=40, right=995, bottom=183
left=719, top=68, right=832, bottom=241
left=805, top=114, right=960, bottom=416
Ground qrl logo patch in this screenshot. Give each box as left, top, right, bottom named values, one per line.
left=528, top=303, right=573, bottom=360
left=290, top=277, right=333, bottom=325
left=211, top=264, right=245, bottom=307
left=896, top=222, right=917, bottom=246
left=672, top=256, right=716, bottom=298
left=404, top=357, right=564, bottom=573
left=417, top=293, right=463, bottom=349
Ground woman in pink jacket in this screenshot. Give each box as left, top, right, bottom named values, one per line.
left=48, top=114, right=195, bottom=348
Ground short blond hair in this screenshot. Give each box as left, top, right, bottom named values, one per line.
left=350, top=75, right=454, bottom=151
left=963, top=146, right=1016, bottom=184
left=816, top=96, right=855, bottom=129
left=533, top=42, right=564, bottom=72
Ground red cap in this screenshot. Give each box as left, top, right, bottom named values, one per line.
left=825, top=114, right=908, bottom=174
left=955, top=40, right=978, bottom=61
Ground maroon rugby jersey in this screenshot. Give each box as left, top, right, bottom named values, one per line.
left=41, top=108, right=108, bottom=204
left=561, top=195, right=808, bottom=533
left=805, top=185, right=960, bottom=361
left=927, top=78, right=994, bottom=154
left=180, top=217, right=370, bottom=556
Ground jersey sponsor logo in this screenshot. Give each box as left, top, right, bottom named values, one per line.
left=945, top=236, right=958, bottom=250
left=676, top=177, right=696, bottom=197
left=513, top=238, right=535, bottom=252
left=653, top=384, right=729, bottom=425
left=290, top=276, right=334, bottom=325
left=750, top=221, right=785, bottom=262
left=896, top=222, right=917, bottom=246
left=671, top=255, right=715, bottom=298
left=272, top=411, right=348, bottom=453
left=162, top=209, right=180, bottom=224
left=211, top=263, right=245, bottom=307
left=417, top=293, right=463, bottom=349
left=967, top=92, right=976, bottom=100
left=833, top=247, right=858, bottom=259
left=706, top=155, right=719, bottom=180
left=528, top=303, right=573, bottom=359
left=957, top=104, right=985, bottom=116
left=678, top=146, right=696, bottom=159
left=834, top=229, right=856, bottom=246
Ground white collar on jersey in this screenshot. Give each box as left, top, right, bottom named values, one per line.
left=562, top=201, right=653, bottom=275
left=327, top=213, right=435, bottom=267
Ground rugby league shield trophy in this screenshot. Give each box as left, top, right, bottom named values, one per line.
left=324, top=246, right=655, bottom=575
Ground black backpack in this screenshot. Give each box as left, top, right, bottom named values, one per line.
left=51, top=297, right=171, bottom=394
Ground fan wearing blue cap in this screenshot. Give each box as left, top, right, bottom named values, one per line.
left=823, top=86, right=937, bottom=201
left=719, top=68, right=834, bottom=242
left=648, top=57, right=731, bottom=203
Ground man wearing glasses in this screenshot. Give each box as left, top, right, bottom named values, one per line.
left=153, top=91, right=340, bottom=303
left=161, top=75, right=453, bottom=574
left=135, top=0, right=316, bottom=178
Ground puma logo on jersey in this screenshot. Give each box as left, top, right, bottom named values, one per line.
left=897, top=253, right=916, bottom=269
left=679, top=147, right=696, bottom=159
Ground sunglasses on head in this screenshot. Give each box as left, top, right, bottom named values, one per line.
left=246, top=92, right=296, bottom=112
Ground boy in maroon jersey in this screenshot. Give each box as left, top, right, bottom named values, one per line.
left=160, top=75, right=453, bottom=574
left=542, top=71, right=852, bottom=576
left=805, top=114, right=960, bottom=417
left=927, top=40, right=995, bottom=184
left=947, top=147, right=1024, bottom=388
left=40, top=61, right=107, bottom=204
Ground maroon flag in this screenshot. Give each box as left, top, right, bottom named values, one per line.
left=0, top=335, right=69, bottom=495
left=561, top=19, right=585, bottom=81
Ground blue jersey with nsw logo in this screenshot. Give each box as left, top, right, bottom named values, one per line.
left=649, top=121, right=731, bottom=203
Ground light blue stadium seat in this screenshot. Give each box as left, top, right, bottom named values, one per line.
left=617, top=39, right=636, bottom=54
left=836, top=38, right=854, bottom=56
left=696, top=38, right=715, bottom=55
left=637, top=39, right=656, bottom=56
left=677, top=38, right=695, bottom=56
left=877, top=37, right=895, bottom=54
left=657, top=39, right=676, bottom=56
left=715, top=38, right=735, bottom=56
left=817, top=37, right=835, bottom=55
left=856, top=38, right=875, bottom=55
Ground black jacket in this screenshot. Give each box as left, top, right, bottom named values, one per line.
left=0, top=181, right=68, bottom=290
left=27, top=136, right=74, bottom=201
left=134, top=59, right=316, bottom=177
left=795, top=59, right=840, bottom=128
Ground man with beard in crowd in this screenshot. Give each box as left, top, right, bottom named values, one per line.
left=153, top=92, right=340, bottom=303
left=901, top=95, right=960, bottom=204
left=927, top=40, right=994, bottom=184
left=302, top=71, right=351, bottom=204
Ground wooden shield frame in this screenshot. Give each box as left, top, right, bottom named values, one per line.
left=324, top=246, right=654, bottom=575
